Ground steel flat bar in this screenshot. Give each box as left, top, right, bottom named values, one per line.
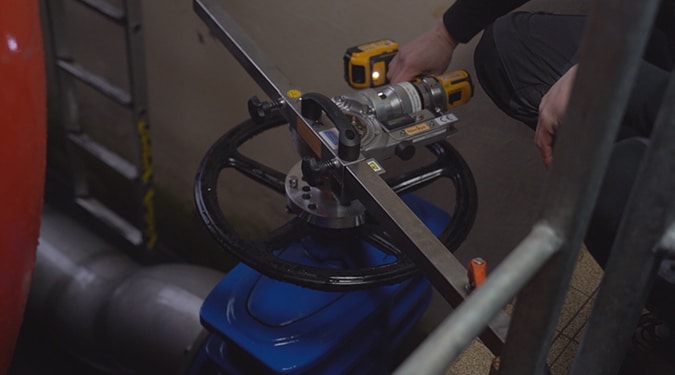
left=498, top=0, right=662, bottom=374
left=193, top=0, right=343, bottom=162
left=570, top=70, right=675, bottom=375
left=194, top=0, right=296, bottom=105
left=393, top=223, right=562, bottom=375
left=345, top=161, right=510, bottom=354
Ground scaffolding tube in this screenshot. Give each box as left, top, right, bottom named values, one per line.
left=393, top=0, right=662, bottom=373
left=392, top=224, right=562, bottom=375
left=498, top=0, right=661, bottom=372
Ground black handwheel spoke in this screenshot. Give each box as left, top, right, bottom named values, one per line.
left=360, top=225, right=406, bottom=258
left=386, top=141, right=477, bottom=252
left=204, top=113, right=289, bottom=194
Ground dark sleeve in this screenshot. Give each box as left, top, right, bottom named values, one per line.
left=443, top=0, right=531, bottom=43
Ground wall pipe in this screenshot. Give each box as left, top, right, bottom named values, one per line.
left=24, top=205, right=224, bottom=374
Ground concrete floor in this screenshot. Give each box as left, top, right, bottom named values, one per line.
left=35, top=0, right=675, bottom=374
left=446, top=247, right=604, bottom=374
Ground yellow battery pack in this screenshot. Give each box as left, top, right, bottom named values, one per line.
left=433, top=70, right=474, bottom=109
left=343, top=39, right=399, bottom=89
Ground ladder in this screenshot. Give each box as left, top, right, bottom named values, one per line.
left=42, top=0, right=156, bottom=250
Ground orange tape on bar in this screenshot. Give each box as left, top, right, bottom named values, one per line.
left=467, top=257, right=487, bottom=289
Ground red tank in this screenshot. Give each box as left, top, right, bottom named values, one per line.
left=0, top=0, right=47, bottom=372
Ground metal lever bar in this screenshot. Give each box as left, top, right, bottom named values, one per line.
left=194, top=0, right=295, bottom=108
left=344, top=161, right=510, bottom=352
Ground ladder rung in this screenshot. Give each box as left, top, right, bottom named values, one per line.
left=75, top=197, right=142, bottom=245
left=68, top=133, right=139, bottom=180
left=75, top=0, right=126, bottom=23
left=57, top=60, right=132, bottom=106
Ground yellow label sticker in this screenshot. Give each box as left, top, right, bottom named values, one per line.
left=366, top=159, right=385, bottom=174
left=404, top=123, right=431, bottom=136
left=287, top=89, right=302, bottom=99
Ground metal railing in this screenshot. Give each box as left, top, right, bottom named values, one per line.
left=393, top=0, right=672, bottom=373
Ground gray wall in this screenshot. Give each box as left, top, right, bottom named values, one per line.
left=46, top=0, right=590, bottom=268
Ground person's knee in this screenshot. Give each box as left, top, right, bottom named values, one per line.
left=474, top=23, right=498, bottom=70
left=475, top=12, right=530, bottom=68
left=473, top=15, right=539, bottom=127
left=473, top=32, right=513, bottom=123
left=473, top=26, right=500, bottom=100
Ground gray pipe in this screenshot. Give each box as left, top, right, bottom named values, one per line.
left=25, top=205, right=224, bottom=374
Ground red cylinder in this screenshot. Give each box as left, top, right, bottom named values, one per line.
left=0, top=0, right=47, bottom=372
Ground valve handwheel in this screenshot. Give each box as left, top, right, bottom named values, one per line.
left=194, top=112, right=477, bottom=290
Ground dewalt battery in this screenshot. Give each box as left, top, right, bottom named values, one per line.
left=343, top=39, right=399, bottom=89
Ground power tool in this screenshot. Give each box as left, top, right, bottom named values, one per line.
left=343, top=39, right=474, bottom=109
left=330, top=69, right=474, bottom=162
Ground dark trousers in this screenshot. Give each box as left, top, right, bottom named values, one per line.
left=473, top=12, right=673, bottom=315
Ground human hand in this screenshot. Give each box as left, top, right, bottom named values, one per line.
left=387, top=20, right=458, bottom=84
left=535, top=65, right=578, bottom=168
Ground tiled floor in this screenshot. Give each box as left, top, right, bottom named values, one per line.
left=445, top=246, right=604, bottom=375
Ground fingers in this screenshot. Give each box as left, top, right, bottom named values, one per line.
left=534, top=66, right=577, bottom=168
left=386, top=44, right=435, bottom=84
left=535, top=118, right=554, bottom=168
left=535, top=106, right=559, bottom=168
left=387, top=55, right=416, bottom=84
left=387, top=20, right=457, bottom=84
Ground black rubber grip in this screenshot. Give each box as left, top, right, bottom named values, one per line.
left=301, top=93, right=361, bottom=161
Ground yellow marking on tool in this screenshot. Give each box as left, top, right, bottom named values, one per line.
left=287, top=89, right=302, bottom=99
left=404, top=123, right=431, bottom=136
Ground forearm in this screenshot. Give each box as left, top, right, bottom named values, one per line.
left=443, top=0, right=530, bottom=43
